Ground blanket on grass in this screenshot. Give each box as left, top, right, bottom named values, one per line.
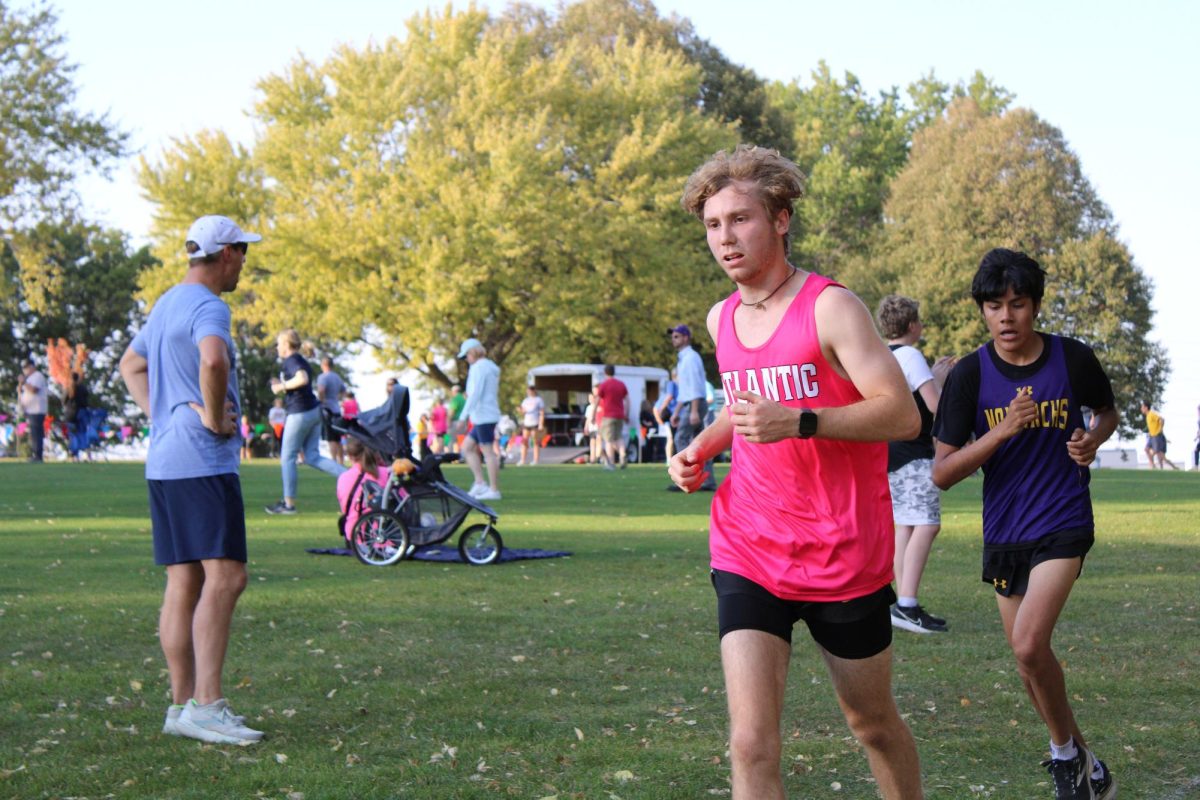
left=307, top=545, right=571, bottom=564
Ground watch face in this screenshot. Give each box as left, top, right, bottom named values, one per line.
left=799, top=410, right=818, bottom=438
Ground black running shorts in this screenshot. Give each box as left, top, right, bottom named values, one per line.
left=711, top=569, right=895, bottom=660
left=982, top=528, right=1094, bottom=597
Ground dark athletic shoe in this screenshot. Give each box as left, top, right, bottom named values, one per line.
left=1091, top=758, right=1116, bottom=799
left=264, top=500, right=296, bottom=515
left=890, top=603, right=948, bottom=634
left=1042, top=748, right=1096, bottom=799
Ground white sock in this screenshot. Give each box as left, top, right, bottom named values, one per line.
left=1049, top=737, right=1077, bottom=761
left=1090, top=753, right=1104, bottom=780
left=898, top=596, right=918, bottom=608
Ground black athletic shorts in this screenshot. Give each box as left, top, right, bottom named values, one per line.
left=711, top=569, right=895, bottom=660
left=321, top=413, right=343, bottom=442
left=982, top=528, right=1094, bottom=597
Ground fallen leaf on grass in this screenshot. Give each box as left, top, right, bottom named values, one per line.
left=612, top=770, right=635, bottom=783
left=275, top=753, right=288, bottom=764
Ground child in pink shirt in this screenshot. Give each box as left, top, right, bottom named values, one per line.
left=337, top=438, right=390, bottom=541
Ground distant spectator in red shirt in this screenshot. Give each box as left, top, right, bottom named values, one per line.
left=594, top=364, right=629, bottom=469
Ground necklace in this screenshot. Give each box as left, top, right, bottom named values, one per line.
left=739, top=266, right=797, bottom=310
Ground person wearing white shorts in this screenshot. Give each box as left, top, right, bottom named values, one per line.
left=877, top=295, right=955, bottom=634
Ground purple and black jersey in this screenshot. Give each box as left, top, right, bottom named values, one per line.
left=933, top=333, right=1114, bottom=547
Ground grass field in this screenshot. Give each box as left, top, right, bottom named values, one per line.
left=1, top=460, right=1197, bottom=799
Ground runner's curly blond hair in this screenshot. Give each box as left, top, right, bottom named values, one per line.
left=681, top=145, right=805, bottom=254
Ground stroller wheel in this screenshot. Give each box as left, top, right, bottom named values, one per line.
left=351, top=512, right=410, bottom=567
left=458, top=524, right=503, bottom=565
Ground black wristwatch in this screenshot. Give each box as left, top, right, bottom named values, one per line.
left=797, top=410, right=818, bottom=439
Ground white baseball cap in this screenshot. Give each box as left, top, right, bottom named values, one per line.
left=184, top=215, right=262, bottom=259
left=457, top=338, right=483, bottom=358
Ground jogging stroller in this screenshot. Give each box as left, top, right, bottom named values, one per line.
left=329, top=386, right=503, bottom=567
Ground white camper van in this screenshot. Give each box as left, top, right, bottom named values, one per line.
left=525, top=363, right=669, bottom=457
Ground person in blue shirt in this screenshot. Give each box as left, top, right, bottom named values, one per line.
left=457, top=338, right=502, bottom=501
left=668, top=324, right=717, bottom=491
left=655, top=367, right=679, bottom=460
left=120, top=214, right=265, bottom=746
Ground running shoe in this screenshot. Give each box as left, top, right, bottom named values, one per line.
left=890, top=603, right=948, bottom=634
left=175, top=698, right=263, bottom=745
left=164, top=702, right=246, bottom=734
left=264, top=500, right=296, bottom=515
left=162, top=704, right=184, bottom=736
left=1042, top=748, right=1096, bottom=799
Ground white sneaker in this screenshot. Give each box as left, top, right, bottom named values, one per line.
left=164, top=702, right=244, bottom=735
left=467, top=482, right=488, bottom=497
left=175, top=698, right=263, bottom=745
left=163, top=704, right=184, bottom=736
left=476, top=489, right=502, bottom=501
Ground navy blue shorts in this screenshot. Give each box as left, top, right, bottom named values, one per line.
left=712, top=570, right=895, bottom=660
left=148, top=474, right=247, bottom=565
left=468, top=422, right=497, bottom=446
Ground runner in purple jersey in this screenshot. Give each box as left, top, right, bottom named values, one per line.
left=932, top=248, right=1118, bottom=800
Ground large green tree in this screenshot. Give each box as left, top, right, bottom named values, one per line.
left=767, top=63, right=910, bottom=273
left=550, top=0, right=793, bottom=153
left=765, top=67, right=1014, bottom=277
left=1, top=223, right=156, bottom=416
left=0, top=2, right=125, bottom=283
left=138, top=3, right=736, bottom=406
left=0, top=1, right=130, bottom=414
left=855, top=98, right=1167, bottom=434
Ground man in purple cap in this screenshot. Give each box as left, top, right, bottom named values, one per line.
left=120, top=214, right=264, bottom=746
left=668, top=324, right=717, bottom=491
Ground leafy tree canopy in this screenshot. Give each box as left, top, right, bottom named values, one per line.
left=0, top=1, right=126, bottom=294
left=765, top=65, right=1013, bottom=275
left=849, top=98, right=1167, bottom=435
left=1, top=222, right=156, bottom=417
left=138, top=1, right=737, bottom=406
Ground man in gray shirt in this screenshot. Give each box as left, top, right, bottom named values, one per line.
left=668, top=324, right=717, bottom=491
left=316, top=357, right=347, bottom=465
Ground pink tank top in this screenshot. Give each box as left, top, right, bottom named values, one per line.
left=710, top=273, right=893, bottom=601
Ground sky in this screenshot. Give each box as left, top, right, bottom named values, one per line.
left=51, top=0, right=1200, bottom=457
